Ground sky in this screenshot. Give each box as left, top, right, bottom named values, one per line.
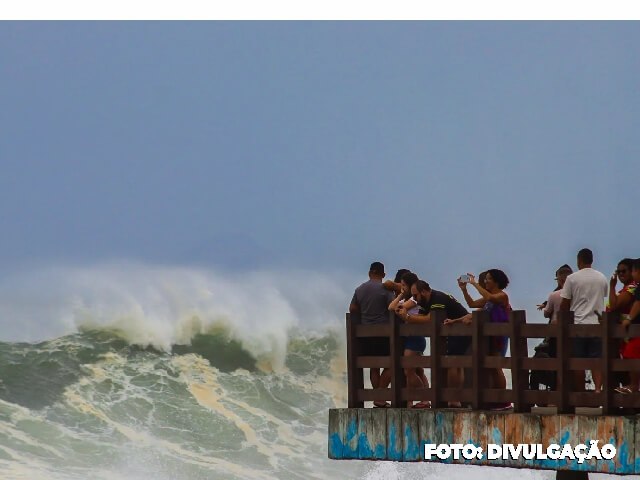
left=1, top=21, right=639, bottom=312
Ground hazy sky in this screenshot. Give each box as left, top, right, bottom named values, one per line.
left=1, top=22, right=638, bottom=308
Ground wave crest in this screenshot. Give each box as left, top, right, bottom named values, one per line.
left=0, top=262, right=356, bottom=371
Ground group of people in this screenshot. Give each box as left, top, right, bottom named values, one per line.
left=348, top=248, right=640, bottom=409
left=536, top=251, right=640, bottom=395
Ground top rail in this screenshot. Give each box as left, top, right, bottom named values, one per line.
left=346, top=310, right=640, bottom=414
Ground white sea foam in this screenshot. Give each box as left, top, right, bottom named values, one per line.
left=0, top=262, right=357, bottom=370
left=0, top=263, right=625, bottom=480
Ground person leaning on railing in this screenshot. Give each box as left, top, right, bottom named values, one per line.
left=400, top=280, right=470, bottom=407
left=389, top=271, right=430, bottom=408
left=615, top=258, right=640, bottom=395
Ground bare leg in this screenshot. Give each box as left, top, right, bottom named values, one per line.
left=404, top=351, right=423, bottom=389
left=378, top=368, right=391, bottom=389
left=415, top=367, right=430, bottom=389
left=403, top=350, right=425, bottom=406
left=493, top=368, right=507, bottom=389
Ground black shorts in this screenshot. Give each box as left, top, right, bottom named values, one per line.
left=573, top=337, right=602, bottom=358
left=360, top=337, right=390, bottom=356
left=446, top=335, right=471, bottom=356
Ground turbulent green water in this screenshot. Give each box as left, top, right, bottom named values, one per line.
left=0, top=265, right=561, bottom=480
left=0, top=329, right=367, bottom=480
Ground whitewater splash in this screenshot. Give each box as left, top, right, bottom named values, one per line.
left=0, top=263, right=363, bottom=479
left=0, top=263, right=610, bottom=480
left=0, top=263, right=358, bottom=370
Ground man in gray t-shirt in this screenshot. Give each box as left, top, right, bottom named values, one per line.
left=349, top=262, right=394, bottom=402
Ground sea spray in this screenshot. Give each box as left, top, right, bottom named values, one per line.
left=0, top=263, right=357, bottom=370
left=0, top=263, right=575, bottom=479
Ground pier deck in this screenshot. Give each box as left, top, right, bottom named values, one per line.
left=329, top=408, right=638, bottom=474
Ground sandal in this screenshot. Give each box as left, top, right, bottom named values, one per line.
left=373, top=401, right=391, bottom=408
left=412, top=401, right=431, bottom=409
left=615, top=386, right=633, bottom=395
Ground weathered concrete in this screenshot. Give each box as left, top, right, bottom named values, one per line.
left=328, top=409, right=638, bottom=475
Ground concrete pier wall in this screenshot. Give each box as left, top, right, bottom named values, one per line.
left=328, top=409, right=639, bottom=475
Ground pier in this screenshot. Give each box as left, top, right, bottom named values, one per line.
left=328, top=310, right=640, bottom=477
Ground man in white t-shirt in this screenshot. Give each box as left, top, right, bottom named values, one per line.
left=560, top=248, right=608, bottom=392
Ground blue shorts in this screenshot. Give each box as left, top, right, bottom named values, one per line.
left=403, top=336, right=426, bottom=353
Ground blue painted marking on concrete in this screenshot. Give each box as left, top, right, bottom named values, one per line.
left=611, top=436, right=632, bottom=474
left=329, top=433, right=343, bottom=459
left=464, top=440, right=481, bottom=464
left=404, top=424, right=420, bottom=460
left=556, top=431, right=571, bottom=469
left=343, top=418, right=359, bottom=458
left=491, top=427, right=502, bottom=445
left=329, top=409, right=638, bottom=474
left=536, top=458, right=561, bottom=470
left=435, top=411, right=445, bottom=432
left=575, top=436, right=591, bottom=472
left=420, top=423, right=434, bottom=463
left=358, top=432, right=373, bottom=458
left=388, top=423, right=403, bottom=461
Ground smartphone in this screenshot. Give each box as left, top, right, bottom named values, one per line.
left=458, top=274, right=470, bottom=283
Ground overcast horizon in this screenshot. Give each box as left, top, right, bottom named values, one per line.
left=1, top=22, right=639, bottom=314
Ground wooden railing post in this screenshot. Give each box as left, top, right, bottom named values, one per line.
left=389, top=312, right=404, bottom=408
left=430, top=310, right=445, bottom=408
left=556, top=310, right=573, bottom=413
left=346, top=313, right=364, bottom=408
left=470, top=310, right=484, bottom=410
left=510, top=310, right=527, bottom=412
left=601, top=312, right=614, bottom=415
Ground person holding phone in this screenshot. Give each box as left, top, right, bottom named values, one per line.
left=456, top=269, right=512, bottom=410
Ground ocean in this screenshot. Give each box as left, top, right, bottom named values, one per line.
left=0, top=264, right=620, bottom=479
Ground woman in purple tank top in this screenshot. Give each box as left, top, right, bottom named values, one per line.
left=460, top=269, right=511, bottom=410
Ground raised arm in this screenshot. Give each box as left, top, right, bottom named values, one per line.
left=388, top=292, right=404, bottom=312
left=608, top=274, right=620, bottom=311
left=469, top=274, right=507, bottom=305
left=609, top=281, right=635, bottom=313
left=459, top=279, right=486, bottom=308
left=383, top=280, right=402, bottom=295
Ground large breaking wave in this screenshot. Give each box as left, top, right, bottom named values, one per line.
left=0, top=264, right=559, bottom=479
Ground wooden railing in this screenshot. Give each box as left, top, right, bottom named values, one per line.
left=346, top=310, right=640, bottom=414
